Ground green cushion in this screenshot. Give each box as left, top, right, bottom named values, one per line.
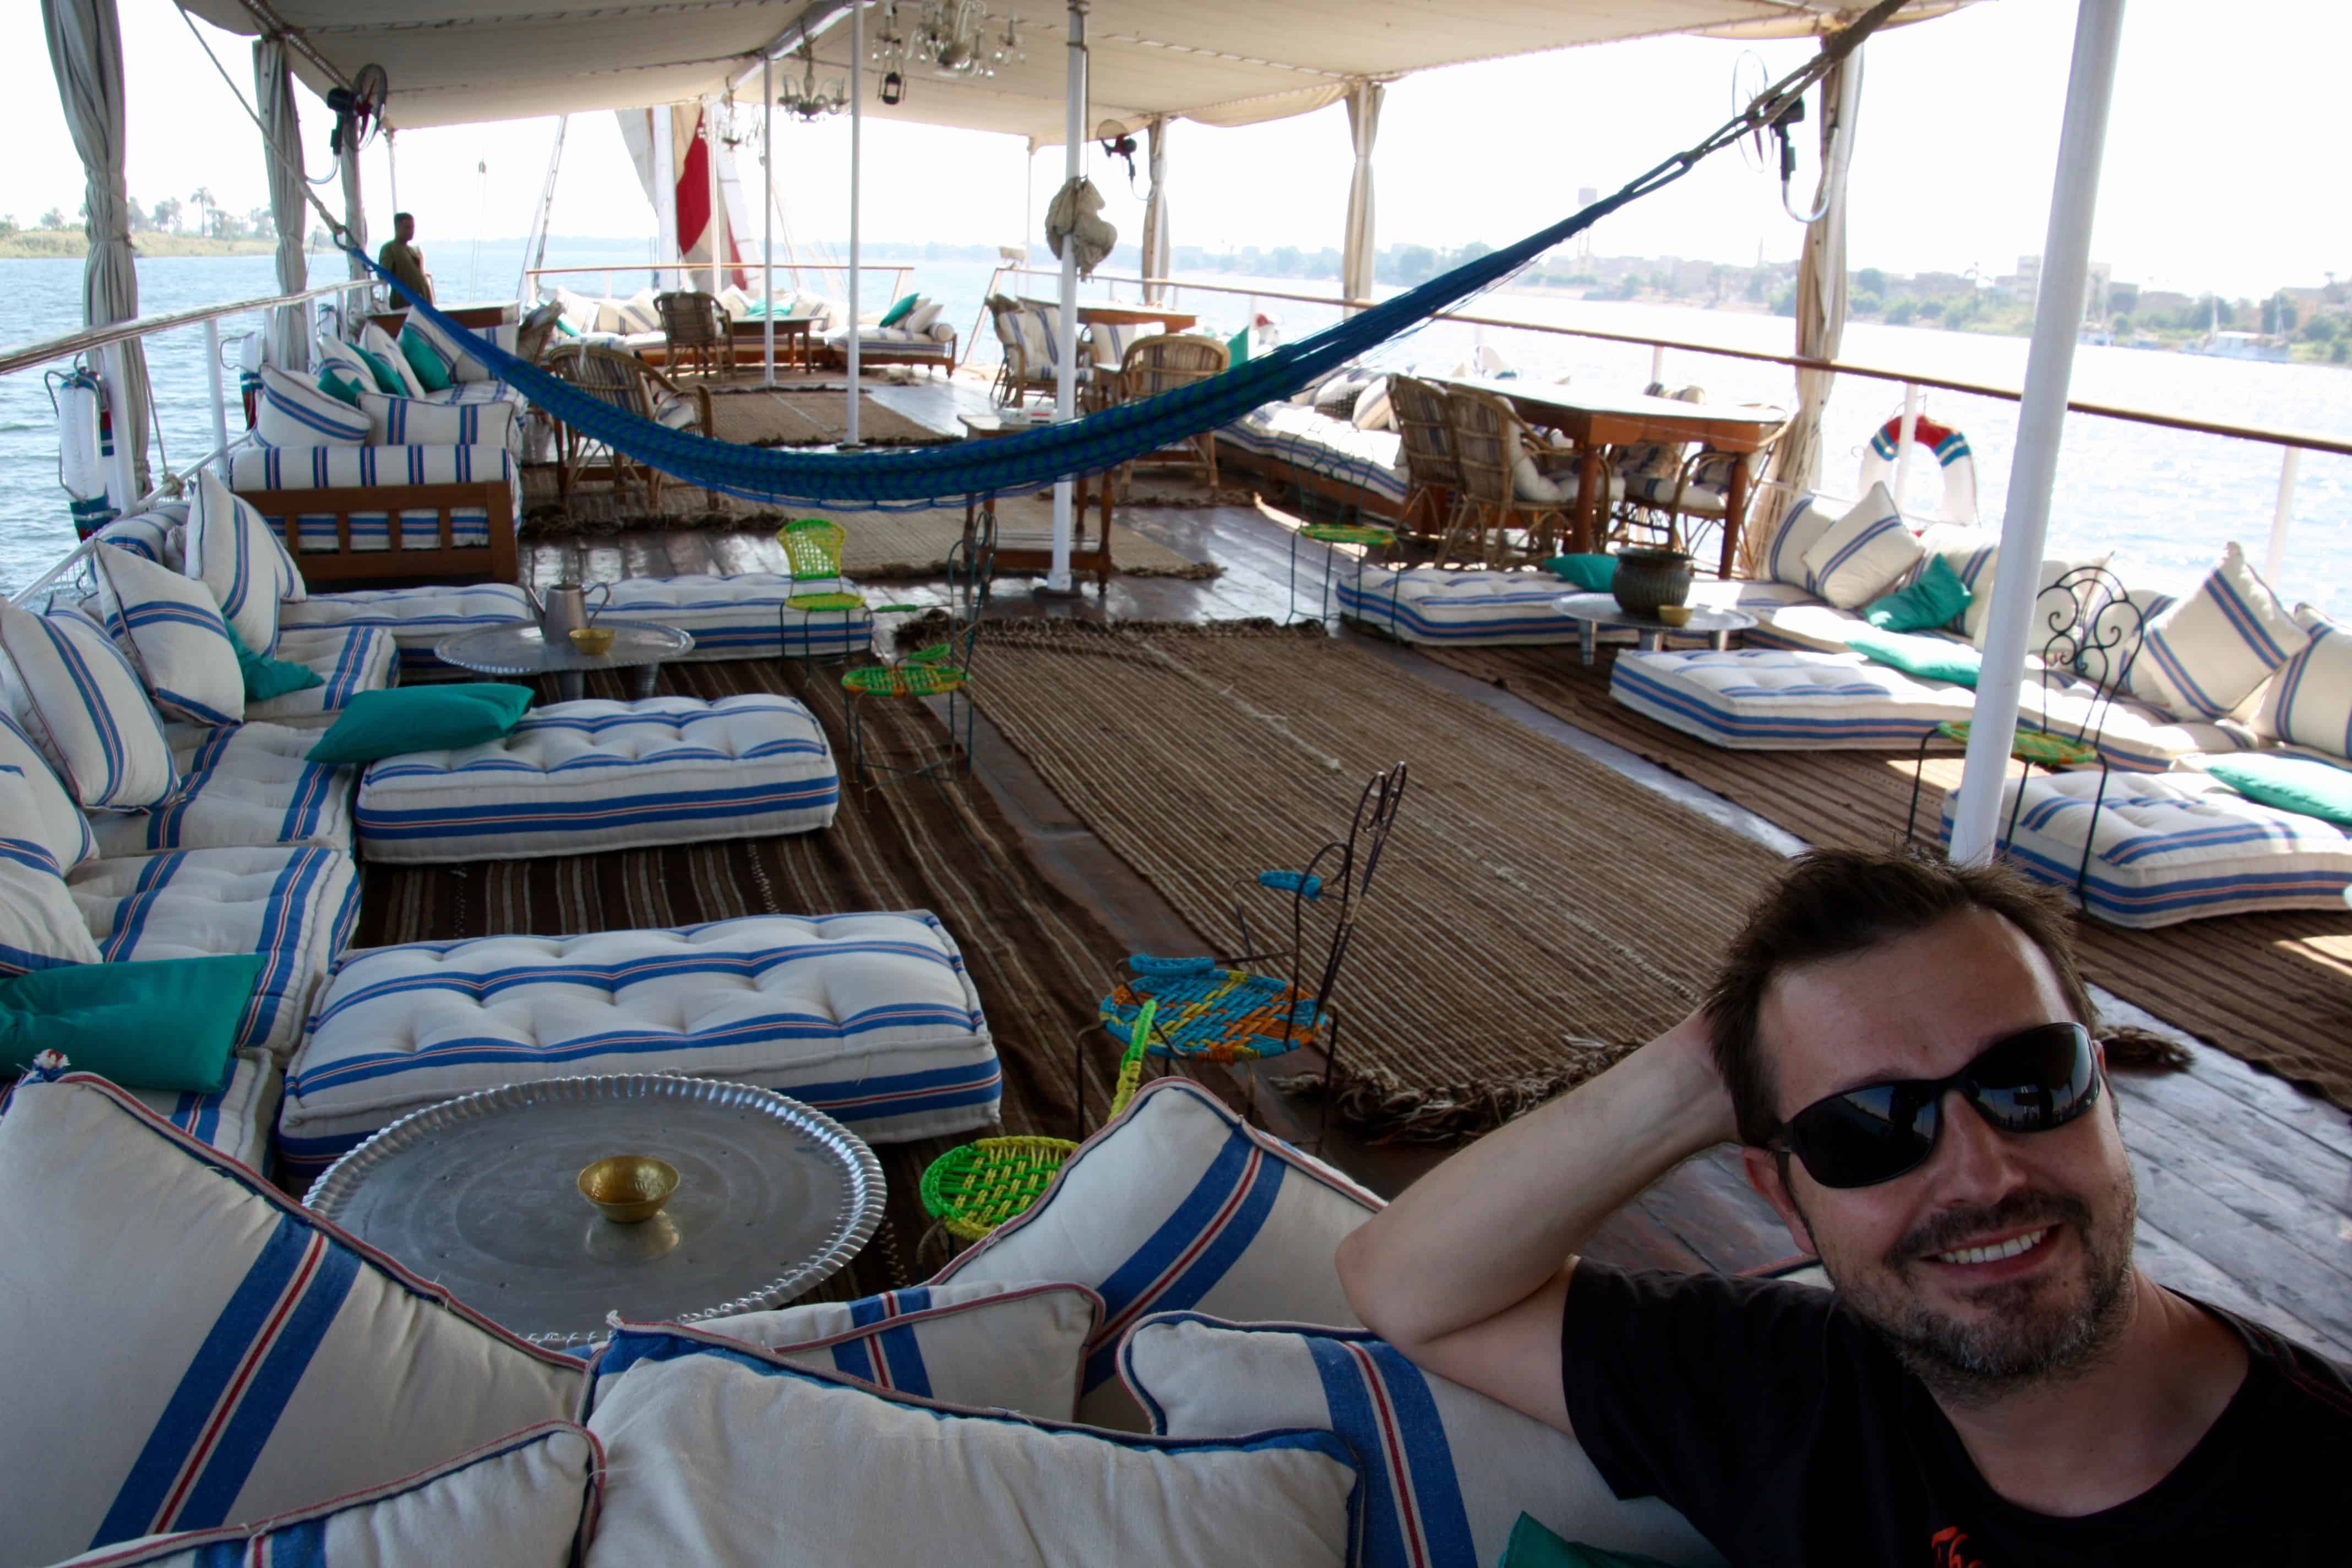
left=1543, top=554, right=1618, bottom=592
left=316, top=365, right=367, bottom=407
left=1226, top=326, right=1250, bottom=366
left=351, top=343, right=407, bottom=395
left=1497, top=1512, right=1681, bottom=1568
left=222, top=621, right=324, bottom=703
left=1844, top=627, right=1982, bottom=688
left=0, top=954, right=264, bottom=1093
left=554, top=314, right=581, bottom=338
left=307, top=683, right=532, bottom=765
left=2202, top=753, right=2352, bottom=826
left=876, top=292, right=922, bottom=328
left=398, top=323, right=454, bottom=392
left=1863, top=554, right=1972, bottom=633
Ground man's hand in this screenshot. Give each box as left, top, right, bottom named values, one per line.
left=1333, top=1006, right=1738, bottom=1433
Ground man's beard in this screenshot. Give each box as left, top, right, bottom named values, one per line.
left=1814, top=1180, right=2139, bottom=1408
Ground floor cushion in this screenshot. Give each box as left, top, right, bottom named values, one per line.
left=69, top=846, right=361, bottom=1060
left=89, top=722, right=355, bottom=859
left=600, top=573, right=875, bottom=662
left=0, top=1071, right=584, bottom=1564
left=1608, top=647, right=1979, bottom=749
left=126, top=1047, right=281, bottom=1174
left=278, top=911, right=998, bottom=1180
left=1339, top=569, right=1591, bottom=646
left=0, top=709, right=94, bottom=872
left=578, top=1325, right=1361, bottom=1568
left=277, top=584, right=532, bottom=677
left=1124, top=1314, right=1721, bottom=1568
left=352, top=695, right=840, bottom=864
left=1939, top=769, right=2352, bottom=927
left=0, top=601, right=179, bottom=810
left=931, top=1076, right=1382, bottom=1429
left=36, top=1423, right=601, bottom=1568
left=247, top=623, right=400, bottom=726
left=89, top=543, right=245, bottom=727
left=1685, top=578, right=1864, bottom=654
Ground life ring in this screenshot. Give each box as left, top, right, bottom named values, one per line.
left=1858, top=413, right=1977, bottom=525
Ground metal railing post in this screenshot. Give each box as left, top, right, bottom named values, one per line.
left=1890, top=381, right=1923, bottom=509
left=2263, top=447, right=2300, bottom=584
left=1650, top=344, right=1664, bottom=385
left=204, top=318, right=230, bottom=465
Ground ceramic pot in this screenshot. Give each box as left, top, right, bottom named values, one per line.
left=1612, top=548, right=1695, bottom=616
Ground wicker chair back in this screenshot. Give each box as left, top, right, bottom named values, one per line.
left=1442, top=386, right=1528, bottom=510
left=1387, top=375, right=1461, bottom=489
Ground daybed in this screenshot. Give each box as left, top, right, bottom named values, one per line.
left=1220, top=396, right=1408, bottom=520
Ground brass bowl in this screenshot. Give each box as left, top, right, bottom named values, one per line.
left=576, top=1155, right=679, bottom=1223
left=1656, top=604, right=1695, bottom=629
left=568, top=625, right=617, bottom=657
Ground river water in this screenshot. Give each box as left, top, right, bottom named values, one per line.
left=5, top=246, right=2347, bottom=617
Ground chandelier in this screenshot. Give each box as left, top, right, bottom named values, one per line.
left=776, top=42, right=848, bottom=121
left=870, top=1, right=1025, bottom=82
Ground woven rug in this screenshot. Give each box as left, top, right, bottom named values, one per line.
left=706, top=390, right=950, bottom=449
left=352, top=657, right=1129, bottom=1298
left=957, top=619, right=1795, bottom=1140
left=1424, top=643, right=2352, bottom=1114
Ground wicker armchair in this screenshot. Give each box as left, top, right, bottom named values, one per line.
left=1442, top=385, right=1583, bottom=565
left=989, top=297, right=1079, bottom=410
left=515, top=300, right=565, bottom=367
left=1386, top=374, right=1463, bottom=545
left=1114, top=333, right=1229, bottom=498
left=655, top=290, right=736, bottom=379
left=541, top=341, right=713, bottom=514
left=1611, top=388, right=1788, bottom=561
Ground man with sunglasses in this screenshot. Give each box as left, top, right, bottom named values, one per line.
left=1337, top=848, right=2347, bottom=1564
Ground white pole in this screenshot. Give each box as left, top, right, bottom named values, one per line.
left=203, top=318, right=229, bottom=461
left=1890, top=380, right=1922, bottom=510
left=706, top=100, right=723, bottom=299
left=846, top=0, right=863, bottom=444
left=2262, top=447, right=2300, bottom=584
left=1949, top=0, right=2126, bottom=866
left=1649, top=343, right=1664, bottom=386
left=1049, top=0, right=1088, bottom=593
left=763, top=56, right=776, bottom=388
left=386, top=131, right=400, bottom=220
left=652, top=110, right=678, bottom=289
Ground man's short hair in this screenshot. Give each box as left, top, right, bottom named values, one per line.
left=1705, top=846, right=2096, bottom=1148
left=393, top=211, right=415, bottom=226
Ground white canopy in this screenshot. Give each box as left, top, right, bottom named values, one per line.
left=177, top=1, right=1969, bottom=140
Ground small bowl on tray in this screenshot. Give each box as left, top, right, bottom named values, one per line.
left=576, top=1155, right=679, bottom=1223
left=568, top=625, right=617, bottom=657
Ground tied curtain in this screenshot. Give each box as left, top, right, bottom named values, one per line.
left=1341, top=80, right=1383, bottom=314
left=1140, top=116, right=1170, bottom=304
left=254, top=39, right=308, bottom=373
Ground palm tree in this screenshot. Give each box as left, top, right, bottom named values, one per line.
left=190, top=187, right=215, bottom=238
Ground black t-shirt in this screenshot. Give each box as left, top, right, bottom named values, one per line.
left=1560, top=1262, right=2352, bottom=1566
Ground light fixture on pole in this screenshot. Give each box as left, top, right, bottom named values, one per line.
left=776, top=41, right=847, bottom=121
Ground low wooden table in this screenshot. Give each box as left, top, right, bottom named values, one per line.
left=736, top=314, right=818, bottom=373
left=957, top=413, right=1114, bottom=589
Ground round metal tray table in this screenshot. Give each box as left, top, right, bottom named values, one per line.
left=434, top=618, right=694, bottom=701
left=306, top=1074, right=885, bottom=1347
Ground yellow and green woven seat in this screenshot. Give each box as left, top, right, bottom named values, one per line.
left=918, top=999, right=1157, bottom=1244
left=1935, top=718, right=2100, bottom=771
left=1300, top=523, right=1396, bottom=548
left=841, top=656, right=967, bottom=699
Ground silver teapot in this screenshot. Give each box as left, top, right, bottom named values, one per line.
left=524, top=580, right=612, bottom=639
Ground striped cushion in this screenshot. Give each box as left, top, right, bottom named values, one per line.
left=277, top=584, right=531, bottom=676
left=254, top=364, right=370, bottom=449
left=407, top=315, right=518, bottom=385
left=1339, top=568, right=1587, bottom=647
left=353, top=695, right=840, bottom=865
left=89, top=722, right=354, bottom=859
left=597, top=1281, right=1100, bottom=1418
left=932, top=1076, right=1382, bottom=1429
left=2123, top=543, right=2308, bottom=721
left=0, top=601, right=178, bottom=810
left=1912, top=526, right=2108, bottom=650
left=94, top=505, right=188, bottom=574
left=0, top=823, right=105, bottom=977
left=602, top=573, right=875, bottom=661
left=1756, top=493, right=1840, bottom=590
left=420, top=376, right=526, bottom=407
left=1221, top=403, right=1409, bottom=504
left=187, top=470, right=285, bottom=655
left=127, top=1048, right=280, bottom=1174
left=313, top=330, right=373, bottom=394
left=2254, top=605, right=2349, bottom=759
left=1124, top=1315, right=1719, bottom=1568
left=355, top=389, right=518, bottom=450
left=226, top=440, right=514, bottom=496
left=41, top=1422, right=602, bottom=1568
left=90, top=544, right=245, bottom=727
left=1609, top=647, right=1978, bottom=750
left=1939, top=769, right=2352, bottom=928
left=247, top=623, right=399, bottom=726
left=356, top=322, right=426, bottom=398
left=1798, top=482, right=1921, bottom=608
left=278, top=911, right=997, bottom=1179
left=0, top=708, right=95, bottom=871
left=0, top=1072, right=582, bottom=1564
left=576, top=1326, right=1360, bottom=1568
left=69, top=846, right=361, bottom=1061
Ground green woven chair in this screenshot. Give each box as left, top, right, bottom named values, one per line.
left=918, top=997, right=1158, bottom=1249
left=841, top=509, right=995, bottom=788
left=777, top=518, right=868, bottom=674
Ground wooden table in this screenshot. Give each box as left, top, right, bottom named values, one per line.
left=1436, top=379, right=1784, bottom=574
left=1074, top=303, right=1198, bottom=331
left=958, top=413, right=1115, bottom=589
left=734, top=314, right=819, bottom=373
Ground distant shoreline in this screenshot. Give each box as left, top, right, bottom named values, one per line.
left=0, top=231, right=337, bottom=260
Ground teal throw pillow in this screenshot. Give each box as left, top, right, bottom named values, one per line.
left=2201, top=753, right=2352, bottom=826
left=876, top=293, right=922, bottom=328
left=1226, top=326, right=1250, bottom=366
left=307, top=683, right=533, bottom=765
left=1863, top=554, right=1972, bottom=633
left=1844, top=628, right=1982, bottom=688
left=0, top=954, right=264, bottom=1093
left=1543, top=554, right=1618, bottom=592
left=1497, top=1512, right=1681, bottom=1568
left=316, top=365, right=367, bottom=407
left=222, top=621, right=324, bottom=703
left=399, top=324, right=455, bottom=393
left=350, top=343, right=407, bottom=395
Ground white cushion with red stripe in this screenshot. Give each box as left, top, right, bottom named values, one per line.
left=0, top=1071, right=582, bottom=1565
left=929, top=1076, right=1383, bottom=1429
left=1123, top=1314, right=1722, bottom=1568
left=88, top=722, right=355, bottom=860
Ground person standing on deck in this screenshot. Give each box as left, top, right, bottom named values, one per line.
left=378, top=213, right=432, bottom=305
left=1337, top=847, right=2349, bottom=1565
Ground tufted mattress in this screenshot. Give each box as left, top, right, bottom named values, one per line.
left=353, top=695, right=839, bottom=864
left=600, top=573, right=874, bottom=662
left=248, top=622, right=400, bottom=724
left=277, top=912, right=1001, bottom=1179
left=278, top=584, right=533, bottom=676
left=1938, top=769, right=2352, bottom=928
left=128, top=1048, right=281, bottom=1173
left=1609, top=647, right=1979, bottom=748
left=1337, top=569, right=1592, bottom=646
left=67, top=846, right=361, bottom=1060
left=90, top=721, right=356, bottom=858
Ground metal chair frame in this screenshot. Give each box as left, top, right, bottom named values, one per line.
left=841, top=509, right=997, bottom=790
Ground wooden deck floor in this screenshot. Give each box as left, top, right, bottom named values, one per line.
left=525, top=369, right=2352, bottom=1362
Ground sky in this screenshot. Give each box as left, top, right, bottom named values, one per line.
left=2, top=1, right=2345, bottom=301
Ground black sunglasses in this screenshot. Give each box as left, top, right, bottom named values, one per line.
left=1771, top=1022, right=2101, bottom=1189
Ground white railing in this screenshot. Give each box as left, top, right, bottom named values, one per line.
left=521, top=259, right=913, bottom=303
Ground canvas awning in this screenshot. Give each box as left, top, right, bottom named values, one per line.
left=177, top=1, right=1970, bottom=140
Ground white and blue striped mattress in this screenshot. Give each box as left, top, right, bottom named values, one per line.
left=127, top=1047, right=281, bottom=1174
left=1220, top=404, right=1409, bottom=504
left=602, top=573, right=876, bottom=661
left=353, top=694, right=840, bottom=864
left=1610, top=647, right=1978, bottom=749
left=1338, top=568, right=1587, bottom=646
left=90, top=721, right=355, bottom=859
left=246, top=622, right=399, bottom=725
left=227, top=443, right=519, bottom=559
left=278, top=584, right=532, bottom=676
left=278, top=911, right=998, bottom=1180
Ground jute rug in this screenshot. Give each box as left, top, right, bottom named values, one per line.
left=352, top=658, right=1130, bottom=1298
left=1424, top=643, right=2352, bottom=1115
left=958, top=619, right=1792, bottom=1140
left=706, top=390, right=949, bottom=449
